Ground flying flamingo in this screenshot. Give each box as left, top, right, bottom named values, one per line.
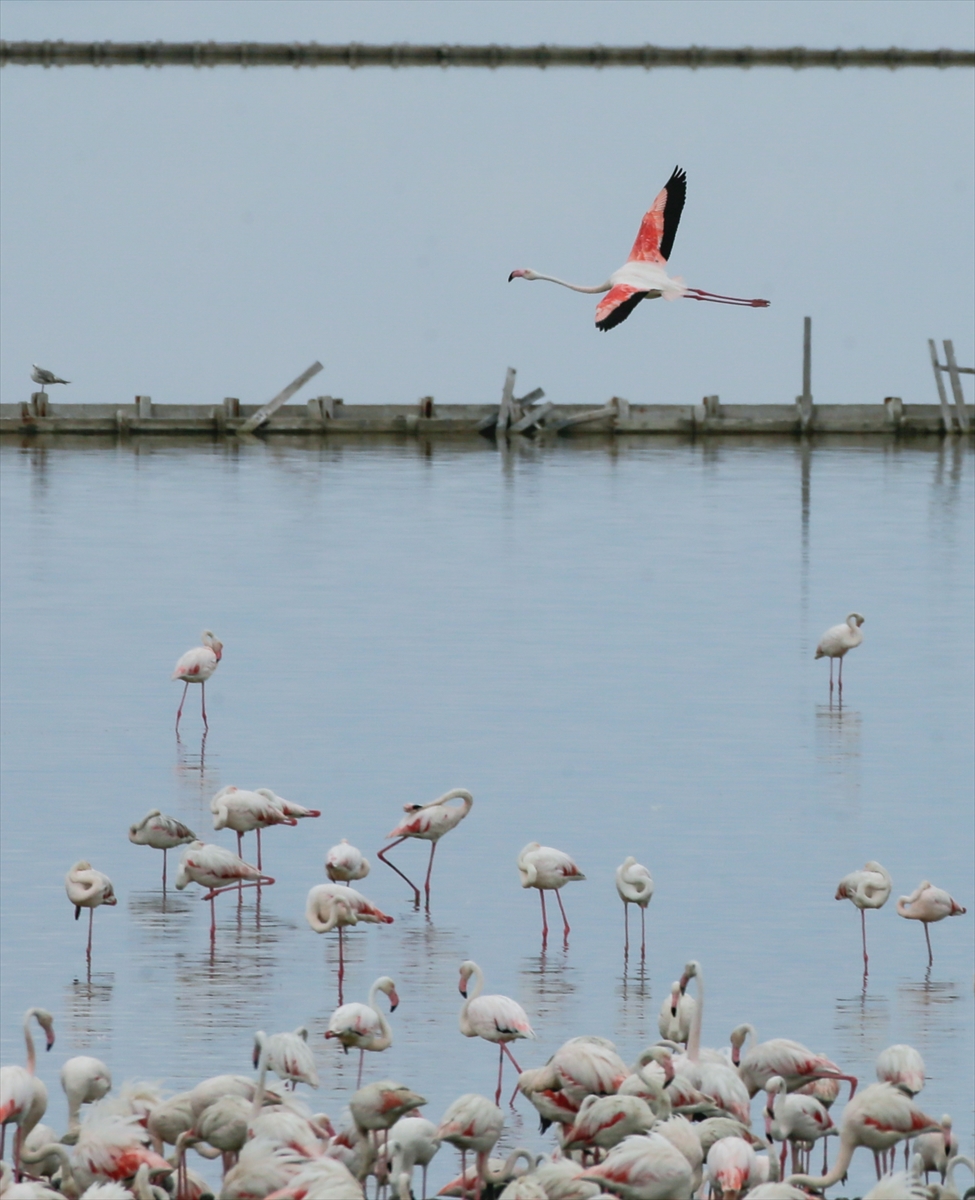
left=326, top=839, right=370, bottom=884
left=615, top=856, right=654, bottom=960
left=172, top=630, right=222, bottom=732
left=815, top=613, right=864, bottom=697
left=458, top=961, right=535, bottom=1106
left=786, top=1081, right=941, bottom=1187
left=835, top=860, right=892, bottom=970
left=516, top=842, right=585, bottom=945
left=0, top=1008, right=55, bottom=1174
left=436, top=1093, right=504, bottom=1200
left=174, top=841, right=273, bottom=940
left=896, top=880, right=967, bottom=964
left=128, top=809, right=196, bottom=888
left=61, top=1056, right=111, bottom=1139
left=253, top=1027, right=319, bottom=1091
left=210, top=786, right=301, bottom=872
left=508, top=166, right=769, bottom=330
left=377, top=788, right=473, bottom=909
left=579, top=1131, right=694, bottom=1198
left=65, top=861, right=117, bottom=965
left=305, top=884, right=393, bottom=1004
left=326, top=976, right=399, bottom=1088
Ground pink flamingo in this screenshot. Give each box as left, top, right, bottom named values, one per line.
left=458, top=961, right=535, bottom=1106
left=517, top=842, right=586, bottom=945
left=128, top=809, right=196, bottom=888
left=172, top=630, right=222, bottom=732
left=61, top=1055, right=111, bottom=1139
left=615, top=856, right=654, bottom=961
left=377, top=788, right=473, bottom=909
left=508, top=166, right=769, bottom=330
left=764, top=1075, right=836, bottom=1176
left=815, top=613, right=864, bottom=697
left=436, top=1092, right=504, bottom=1200
left=326, top=976, right=399, bottom=1088
left=896, top=880, right=967, bottom=964
left=174, top=841, right=273, bottom=940
left=253, top=1027, right=319, bottom=1091
left=0, top=1008, right=55, bottom=1174
left=65, top=861, right=117, bottom=965
left=562, top=1094, right=655, bottom=1154
left=326, top=839, right=370, bottom=884
left=738, top=1035, right=858, bottom=1100
left=706, top=1135, right=759, bottom=1200
left=305, top=884, right=393, bottom=1004
left=787, top=1082, right=942, bottom=1187
left=876, top=1044, right=925, bottom=1097
left=835, top=861, right=892, bottom=970
left=579, top=1130, right=694, bottom=1197
left=210, top=786, right=299, bottom=872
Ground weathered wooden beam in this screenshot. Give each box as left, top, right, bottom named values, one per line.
left=943, top=340, right=971, bottom=433
left=928, top=339, right=955, bottom=432
left=236, top=362, right=323, bottom=435
left=509, top=401, right=554, bottom=434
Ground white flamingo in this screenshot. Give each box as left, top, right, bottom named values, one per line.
left=326, top=976, right=399, bottom=1088
left=615, top=856, right=654, bottom=960
left=172, top=630, right=222, bottom=732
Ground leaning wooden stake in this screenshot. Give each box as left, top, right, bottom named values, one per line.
left=236, top=361, right=323, bottom=435
left=928, top=339, right=955, bottom=433
left=797, top=316, right=813, bottom=433
left=942, top=340, right=970, bottom=434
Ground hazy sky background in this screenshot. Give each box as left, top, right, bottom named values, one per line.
left=1, top=0, right=972, bottom=409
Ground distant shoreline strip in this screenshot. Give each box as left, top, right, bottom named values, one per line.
left=2, top=41, right=973, bottom=70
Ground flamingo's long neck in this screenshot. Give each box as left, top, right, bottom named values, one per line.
left=24, top=1011, right=37, bottom=1075
left=787, top=1131, right=857, bottom=1190
left=368, top=983, right=392, bottom=1041
left=531, top=273, right=611, bottom=295
left=686, top=973, right=703, bottom=1064
left=467, top=964, right=484, bottom=1002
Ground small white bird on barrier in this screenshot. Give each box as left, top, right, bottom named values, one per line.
left=31, top=364, right=70, bottom=390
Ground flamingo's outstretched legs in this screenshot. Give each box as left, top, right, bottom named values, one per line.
left=175, top=681, right=190, bottom=732
left=377, top=836, right=421, bottom=907
left=686, top=288, right=769, bottom=307
left=555, top=889, right=571, bottom=940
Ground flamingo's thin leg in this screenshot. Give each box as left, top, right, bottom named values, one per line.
left=162, top=848, right=167, bottom=891
left=829, top=659, right=834, bottom=694
left=924, top=922, right=933, bottom=964
left=257, top=828, right=263, bottom=872
left=838, top=658, right=844, bottom=695
left=210, top=895, right=216, bottom=941
left=623, top=902, right=629, bottom=958
left=501, top=1042, right=524, bottom=1074
left=555, top=888, right=571, bottom=938
left=822, top=1135, right=829, bottom=1174
left=539, top=890, right=548, bottom=944
left=423, top=841, right=437, bottom=908
left=861, top=908, right=869, bottom=967
left=200, top=681, right=208, bottom=730
left=494, top=1043, right=504, bottom=1106
left=236, top=832, right=244, bottom=895
left=175, top=681, right=189, bottom=732
left=640, top=905, right=646, bottom=960
left=337, top=926, right=345, bottom=1005
left=357, top=1048, right=364, bottom=1089
left=377, top=837, right=421, bottom=907
left=87, top=908, right=94, bottom=963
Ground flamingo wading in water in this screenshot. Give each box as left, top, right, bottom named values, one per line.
left=458, top=961, right=535, bottom=1106
left=835, top=860, right=892, bottom=971
left=326, top=976, right=399, bottom=1088
left=65, top=861, right=117, bottom=965
left=815, top=613, right=864, bottom=697
left=172, top=630, right=222, bottom=732
left=305, top=884, right=393, bottom=1004
left=508, top=166, right=769, bottom=330
left=896, top=880, right=967, bottom=965
left=517, top=842, right=585, bottom=945
left=615, top=856, right=654, bottom=960
left=377, top=788, right=473, bottom=909
left=175, top=841, right=273, bottom=941
left=128, top=809, right=196, bottom=889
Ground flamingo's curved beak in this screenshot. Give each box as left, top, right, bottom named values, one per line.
left=508, top=270, right=524, bottom=282
left=389, top=989, right=400, bottom=1012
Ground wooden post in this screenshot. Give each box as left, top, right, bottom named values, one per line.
left=236, top=361, right=323, bottom=435
left=942, top=340, right=970, bottom=433
left=495, top=368, right=517, bottom=435
left=799, top=317, right=813, bottom=432
left=928, top=339, right=954, bottom=432
left=136, top=395, right=152, bottom=418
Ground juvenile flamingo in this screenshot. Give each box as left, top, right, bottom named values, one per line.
left=509, top=166, right=769, bottom=329
left=815, top=613, right=864, bottom=697
left=172, top=630, right=222, bottom=732
left=896, top=880, right=967, bottom=964
left=174, top=841, right=273, bottom=940
left=128, top=809, right=196, bottom=888
left=378, top=788, right=473, bottom=908
left=326, top=839, right=370, bottom=883
left=835, top=861, right=892, bottom=970
left=326, top=976, right=399, bottom=1088
left=615, top=856, right=654, bottom=960
left=516, top=842, right=585, bottom=945
left=305, top=884, right=393, bottom=1004
left=65, top=861, right=117, bottom=965
left=0, top=1008, right=55, bottom=1172
left=458, top=961, right=535, bottom=1106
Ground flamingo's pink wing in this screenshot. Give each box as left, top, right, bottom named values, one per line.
left=595, top=285, right=648, bottom=331
left=627, top=165, right=686, bottom=264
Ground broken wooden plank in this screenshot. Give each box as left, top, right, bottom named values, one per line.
left=943, top=340, right=971, bottom=433
left=236, top=361, right=323, bottom=435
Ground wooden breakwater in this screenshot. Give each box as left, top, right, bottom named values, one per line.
left=4, top=394, right=972, bottom=440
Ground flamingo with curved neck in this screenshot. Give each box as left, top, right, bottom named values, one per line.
left=327, top=976, right=400, bottom=1087
left=378, top=788, right=473, bottom=909
left=458, top=960, right=535, bottom=1105
left=0, top=1008, right=55, bottom=1176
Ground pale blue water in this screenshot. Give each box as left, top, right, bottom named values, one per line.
left=1, top=435, right=972, bottom=1196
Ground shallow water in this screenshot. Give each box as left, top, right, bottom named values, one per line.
left=1, top=434, right=972, bottom=1195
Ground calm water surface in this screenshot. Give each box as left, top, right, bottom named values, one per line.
left=1, top=435, right=972, bottom=1195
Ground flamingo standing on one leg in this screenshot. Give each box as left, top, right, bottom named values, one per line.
left=210, top=786, right=299, bottom=873
left=815, top=613, right=864, bottom=698
left=326, top=840, right=370, bottom=884
left=175, top=841, right=273, bottom=940
left=128, top=809, right=197, bottom=889
left=896, top=881, right=967, bottom=965
left=172, top=630, right=222, bottom=732
left=835, top=861, right=892, bottom=972
left=305, top=884, right=393, bottom=1005
left=65, top=862, right=117, bottom=965
left=517, top=842, right=585, bottom=946
left=0, top=1008, right=55, bottom=1175
left=508, top=166, right=769, bottom=330
left=377, top=788, right=473, bottom=909
left=458, top=961, right=535, bottom=1106
left=615, top=856, right=653, bottom=961
left=326, top=976, right=399, bottom=1088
